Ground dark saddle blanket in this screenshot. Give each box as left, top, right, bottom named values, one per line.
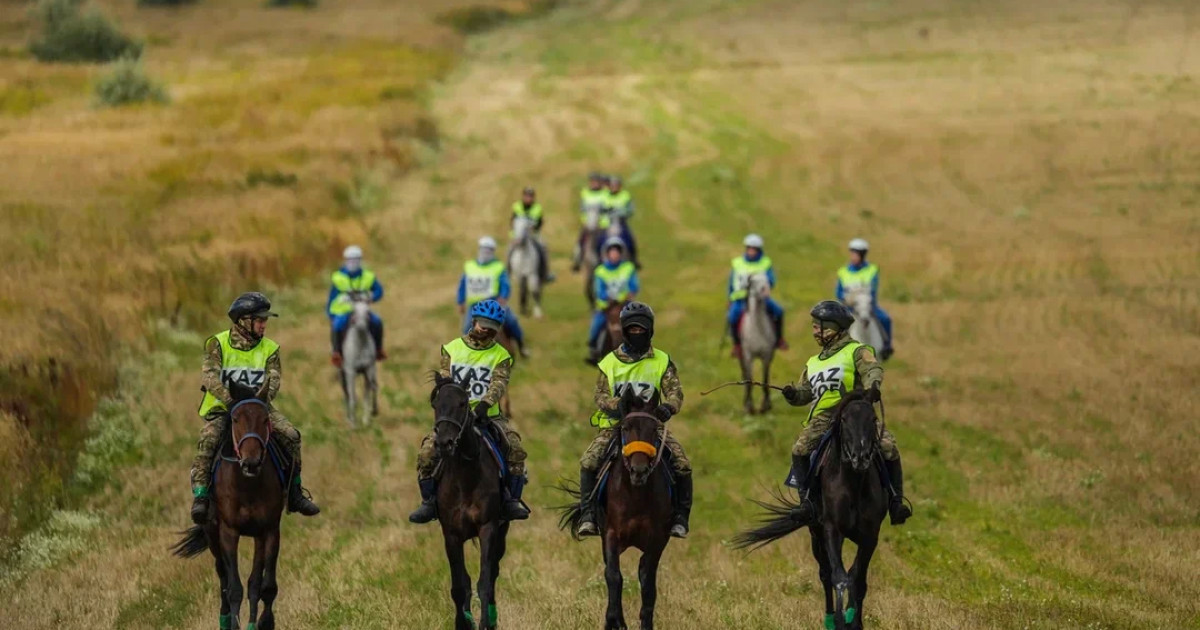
left=784, top=426, right=893, bottom=493
left=211, top=432, right=294, bottom=491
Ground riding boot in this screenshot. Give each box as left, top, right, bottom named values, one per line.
left=730, top=323, right=742, bottom=359
left=369, top=319, right=387, bottom=360
left=790, top=453, right=817, bottom=524
left=287, top=467, right=321, bottom=516
left=409, top=478, right=439, bottom=524
left=502, top=475, right=531, bottom=521
left=670, top=474, right=693, bottom=539
left=330, top=328, right=343, bottom=366
left=576, top=468, right=600, bottom=537
left=885, top=457, right=912, bottom=525
left=773, top=314, right=789, bottom=350
left=190, top=486, right=210, bottom=525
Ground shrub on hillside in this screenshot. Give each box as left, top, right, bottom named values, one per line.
left=29, top=0, right=142, bottom=63
left=93, top=56, right=168, bottom=107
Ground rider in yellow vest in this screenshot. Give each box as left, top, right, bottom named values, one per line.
left=604, top=176, right=641, bottom=269
left=781, top=300, right=911, bottom=526
left=509, top=186, right=554, bottom=283
left=190, top=292, right=320, bottom=524
left=409, top=299, right=530, bottom=524
left=576, top=302, right=693, bottom=539
left=573, top=172, right=613, bottom=272
left=837, top=238, right=894, bottom=359
left=328, top=245, right=386, bottom=367
left=458, top=236, right=529, bottom=357
left=728, top=234, right=788, bottom=357
left=587, top=237, right=640, bottom=363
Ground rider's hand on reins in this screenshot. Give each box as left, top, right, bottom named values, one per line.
left=866, top=383, right=882, bottom=403
left=782, top=384, right=800, bottom=403
left=472, top=402, right=492, bottom=425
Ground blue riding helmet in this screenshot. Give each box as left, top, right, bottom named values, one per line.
left=469, top=299, right=507, bottom=329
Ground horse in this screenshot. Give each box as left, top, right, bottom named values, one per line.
left=172, top=384, right=288, bottom=630
left=590, top=300, right=627, bottom=364
left=732, top=391, right=888, bottom=630
left=508, top=215, right=543, bottom=319
left=429, top=374, right=511, bottom=630
left=846, top=287, right=886, bottom=359
left=340, top=295, right=379, bottom=428
left=735, top=273, right=777, bottom=415
left=559, top=388, right=674, bottom=630
left=578, top=204, right=622, bottom=307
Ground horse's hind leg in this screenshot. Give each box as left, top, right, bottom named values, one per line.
left=219, top=523, right=244, bottom=629
left=368, top=366, right=379, bottom=420
left=637, top=545, right=664, bottom=630
left=257, top=529, right=281, bottom=630
left=247, top=535, right=266, bottom=629
left=821, top=524, right=851, bottom=629
left=810, top=529, right=835, bottom=629
left=603, top=535, right=627, bottom=630
left=444, top=535, right=475, bottom=630
left=532, top=283, right=543, bottom=319
left=848, top=535, right=877, bottom=629
left=740, top=358, right=755, bottom=415
left=477, top=522, right=500, bottom=629
left=760, top=357, right=773, bottom=414
left=341, top=370, right=356, bottom=429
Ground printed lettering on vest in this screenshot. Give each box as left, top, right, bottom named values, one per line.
left=808, top=366, right=844, bottom=400
left=451, top=364, right=493, bottom=400
left=614, top=380, right=656, bottom=402
left=222, top=368, right=266, bottom=390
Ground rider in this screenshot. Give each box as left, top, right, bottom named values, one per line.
left=457, top=236, right=529, bottom=358
left=576, top=302, right=693, bottom=539
left=727, top=233, right=788, bottom=357
left=587, top=237, right=640, bottom=363
left=781, top=300, right=912, bottom=526
left=510, top=186, right=554, bottom=283
left=604, top=176, right=641, bottom=269
left=573, top=172, right=612, bottom=272
left=836, top=238, right=894, bottom=360
left=190, top=292, right=321, bottom=524
left=409, top=299, right=530, bottom=524
left=328, top=245, right=386, bottom=367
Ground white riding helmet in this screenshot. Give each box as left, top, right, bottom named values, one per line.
left=343, top=244, right=363, bottom=259
left=848, top=238, right=870, bottom=252
left=602, top=236, right=626, bottom=252
left=743, top=233, right=765, bottom=249
left=478, top=236, right=497, bottom=250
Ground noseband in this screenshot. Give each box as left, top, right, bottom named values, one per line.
left=230, top=399, right=270, bottom=461
left=619, top=411, right=663, bottom=473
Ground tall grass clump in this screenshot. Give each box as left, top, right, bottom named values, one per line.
left=28, top=0, right=142, bottom=63
left=94, top=56, right=169, bottom=107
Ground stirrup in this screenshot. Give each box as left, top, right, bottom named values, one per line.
left=190, top=496, right=210, bottom=525
left=288, top=487, right=321, bottom=516
left=889, top=497, right=913, bottom=525
left=669, top=522, right=689, bottom=539
left=577, top=520, right=599, bottom=537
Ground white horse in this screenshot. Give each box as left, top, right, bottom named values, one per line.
left=508, top=215, right=543, bottom=319
left=736, top=273, right=778, bottom=414
left=340, top=297, right=379, bottom=428
left=846, top=287, right=886, bottom=357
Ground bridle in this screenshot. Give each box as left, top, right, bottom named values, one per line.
left=230, top=399, right=271, bottom=461
left=432, top=381, right=475, bottom=460
left=619, top=411, right=664, bottom=474
left=837, top=399, right=878, bottom=471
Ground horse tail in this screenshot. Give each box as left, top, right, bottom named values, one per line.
left=730, top=487, right=806, bottom=551
left=553, top=479, right=587, bottom=541
left=170, top=524, right=209, bottom=559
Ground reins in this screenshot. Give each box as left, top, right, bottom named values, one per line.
left=230, top=399, right=270, bottom=461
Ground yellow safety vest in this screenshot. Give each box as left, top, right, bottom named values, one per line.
left=443, top=337, right=511, bottom=418
left=512, top=201, right=543, bottom=222
left=580, top=187, right=612, bottom=228
left=729, top=255, right=773, bottom=301
left=837, top=263, right=878, bottom=291
left=804, top=341, right=862, bottom=420
left=591, top=350, right=670, bottom=429
left=197, top=331, right=280, bottom=417
left=329, top=269, right=377, bottom=316
left=463, top=260, right=505, bottom=305
left=605, top=190, right=632, bottom=217
left=593, top=261, right=636, bottom=309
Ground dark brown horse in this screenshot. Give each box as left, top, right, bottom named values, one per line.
left=559, top=388, right=673, bottom=630
left=430, top=374, right=510, bottom=630
left=172, top=384, right=287, bottom=630
left=732, top=391, right=888, bottom=629
left=589, top=300, right=628, bottom=364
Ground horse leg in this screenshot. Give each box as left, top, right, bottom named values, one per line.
left=257, top=529, right=281, bottom=630
left=477, top=523, right=499, bottom=629
left=637, top=545, right=664, bottom=630
left=848, top=536, right=877, bottom=629
left=603, top=534, right=627, bottom=630
left=219, top=523, right=244, bottom=629
left=760, top=356, right=773, bottom=414
left=368, top=365, right=379, bottom=421
left=810, top=528, right=835, bottom=630
left=210, top=528, right=230, bottom=630
left=532, top=281, right=543, bottom=319
left=822, top=523, right=851, bottom=630
left=491, top=521, right=509, bottom=586
left=444, top=535, right=475, bottom=630
left=342, top=368, right=356, bottom=429
left=247, top=535, right=266, bottom=629
left=740, top=357, right=755, bottom=415
left=519, top=277, right=529, bottom=316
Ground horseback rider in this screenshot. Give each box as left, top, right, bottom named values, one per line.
left=576, top=302, right=694, bottom=539
left=781, top=300, right=912, bottom=526
left=837, top=238, right=894, bottom=360
left=573, top=172, right=613, bottom=272
left=410, top=299, right=531, bottom=524
left=458, top=236, right=530, bottom=358
left=604, top=176, right=641, bottom=269
left=728, top=234, right=788, bottom=357
left=587, top=237, right=640, bottom=363
left=190, top=292, right=320, bottom=524
left=509, top=186, right=554, bottom=283
left=328, top=245, right=386, bottom=367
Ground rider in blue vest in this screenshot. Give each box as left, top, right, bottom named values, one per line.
left=587, top=237, right=640, bottom=362
left=327, top=245, right=385, bottom=367
left=727, top=234, right=788, bottom=357
left=457, top=236, right=530, bottom=358
left=835, top=238, right=894, bottom=359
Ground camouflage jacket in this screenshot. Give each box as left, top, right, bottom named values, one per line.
left=593, top=346, right=684, bottom=415
left=785, top=332, right=882, bottom=409
left=201, top=325, right=282, bottom=409
left=438, top=335, right=513, bottom=408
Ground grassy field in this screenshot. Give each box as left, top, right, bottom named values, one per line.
left=3, top=0, right=1200, bottom=628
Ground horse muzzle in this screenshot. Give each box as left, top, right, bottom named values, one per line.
left=240, top=457, right=263, bottom=478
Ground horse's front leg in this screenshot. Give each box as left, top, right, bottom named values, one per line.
left=342, top=369, right=356, bottom=429
left=822, top=523, right=851, bottom=630
left=257, top=529, right=281, bottom=630
left=444, top=534, right=475, bottom=630
left=760, top=356, right=773, bottom=414
left=848, top=535, right=877, bottom=629
left=209, top=528, right=230, bottom=630
left=637, top=544, right=664, bottom=630
left=810, top=528, right=835, bottom=630
left=219, top=523, right=244, bottom=629
left=477, top=522, right=500, bottom=629
left=367, top=366, right=379, bottom=422
left=603, top=533, right=627, bottom=630
left=740, top=357, right=755, bottom=415
left=246, top=535, right=266, bottom=629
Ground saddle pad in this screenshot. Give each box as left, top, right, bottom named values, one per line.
left=784, top=426, right=837, bottom=489
left=475, top=426, right=509, bottom=479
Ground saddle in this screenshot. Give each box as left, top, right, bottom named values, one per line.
left=431, top=421, right=510, bottom=481
left=784, top=422, right=895, bottom=496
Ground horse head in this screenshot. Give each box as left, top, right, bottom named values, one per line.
left=846, top=287, right=874, bottom=323
left=512, top=215, right=533, bottom=245
left=351, top=297, right=371, bottom=330
left=229, top=382, right=270, bottom=478
left=835, top=390, right=879, bottom=472
left=747, top=272, right=771, bottom=303
left=430, top=373, right=473, bottom=460
left=583, top=203, right=602, bottom=230
left=616, top=386, right=661, bottom=486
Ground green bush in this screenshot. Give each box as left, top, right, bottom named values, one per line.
left=29, top=0, right=142, bottom=63
left=93, top=56, right=168, bottom=107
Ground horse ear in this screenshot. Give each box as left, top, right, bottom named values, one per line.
left=648, top=389, right=661, bottom=408
left=616, top=386, right=635, bottom=418
left=228, top=382, right=257, bottom=402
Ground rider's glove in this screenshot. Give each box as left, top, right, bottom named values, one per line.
left=472, top=402, right=492, bottom=424
left=866, top=384, right=882, bottom=403
left=653, top=404, right=675, bottom=422
left=782, top=385, right=801, bottom=403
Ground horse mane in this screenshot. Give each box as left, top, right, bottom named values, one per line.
left=427, top=370, right=461, bottom=406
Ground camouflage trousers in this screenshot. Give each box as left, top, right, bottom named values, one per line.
left=580, top=427, right=692, bottom=476
left=417, top=416, right=527, bottom=480
left=190, top=409, right=303, bottom=490
left=792, top=412, right=899, bottom=461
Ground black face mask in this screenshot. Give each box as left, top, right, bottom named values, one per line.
left=625, top=331, right=651, bottom=354
left=468, top=327, right=497, bottom=345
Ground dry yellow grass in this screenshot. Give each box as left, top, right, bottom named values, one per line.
left=3, top=0, right=1199, bottom=628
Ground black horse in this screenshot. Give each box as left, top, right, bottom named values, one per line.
left=429, top=373, right=510, bottom=630
left=733, top=391, right=888, bottom=630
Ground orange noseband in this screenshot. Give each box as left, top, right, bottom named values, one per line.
left=622, top=441, right=658, bottom=458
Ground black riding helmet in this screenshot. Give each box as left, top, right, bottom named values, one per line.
left=619, top=301, right=654, bottom=336
left=228, top=292, right=278, bottom=323
left=810, top=300, right=854, bottom=331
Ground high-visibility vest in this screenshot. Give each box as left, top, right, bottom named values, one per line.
left=443, top=337, right=511, bottom=418
left=837, top=263, right=878, bottom=291
left=329, top=269, right=377, bottom=316
left=804, top=341, right=862, bottom=420
left=590, top=350, right=670, bottom=429
left=463, top=260, right=505, bottom=305
left=729, top=256, right=773, bottom=301
left=197, top=330, right=279, bottom=417
left=593, top=261, right=636, bottom=309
